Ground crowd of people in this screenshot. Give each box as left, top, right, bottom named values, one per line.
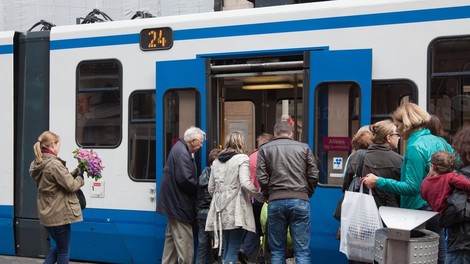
left=339, top=102, right=470, bottom=264
left=155, top=102, right=470, bottom=264
left=29, top=101, right=470, bottom=264
left=156, top=121, right=319, bottom=264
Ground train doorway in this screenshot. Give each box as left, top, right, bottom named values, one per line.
left=208, top=48, right=372, bottom=263
left=209, top=53, right=306, bottom=153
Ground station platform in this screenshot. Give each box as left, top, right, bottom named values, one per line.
left=0, top=255, right=95, bottom=264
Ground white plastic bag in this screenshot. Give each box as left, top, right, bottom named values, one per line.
left=339, top=183, right=383, bottom=262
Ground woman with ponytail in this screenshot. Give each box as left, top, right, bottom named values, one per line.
left=361, top=120, right=403, bottom=208
left=29, top=131, right=84, bottom=264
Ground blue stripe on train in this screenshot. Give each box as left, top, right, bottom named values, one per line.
left=49, top=5, right=470, bottom=50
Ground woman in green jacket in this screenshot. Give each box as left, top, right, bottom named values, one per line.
left=363, top=103, right=451, bottom=264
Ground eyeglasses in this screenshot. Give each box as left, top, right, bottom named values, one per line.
left=390, top=133, right=400, bottom=138
left=193, top=138, right=204, bottom=146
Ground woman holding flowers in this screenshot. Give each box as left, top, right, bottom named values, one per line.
left=29, top=131, right=84, bottom=264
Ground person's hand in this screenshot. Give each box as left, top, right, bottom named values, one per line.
left=74, top=167, right=84, bottom=178
left=363, top=173, right=378, bottom=189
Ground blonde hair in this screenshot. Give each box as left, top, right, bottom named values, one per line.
left=33, top=131, right=59, bottom=162
left=222, top=131, right=245, bottom=154
left=392, top=103, right=430, bottom=132
left=369, top=120, right=396, bottom=144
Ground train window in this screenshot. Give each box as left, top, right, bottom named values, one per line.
left=163, top=89, right=199, bottom=164
left=129, top=91, right=156, bottom=181
left=315, top=82, right=359, bottom=185
left=429, top=36, right=470, bottom=141
left=371, top=80, right=416, bottom=124
left=371, top=80, right=416, bottom=155
left=76, top=60, right=122, bottom=147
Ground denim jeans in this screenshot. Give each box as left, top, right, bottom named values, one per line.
left=240, top=200, right=263, bottom=258
left=44, top=224, right=71, bottom=264
left=267, top=199, right=311, bottom=264
left=445, top=250, right=470, bottom=264
left=222, top=228, right=246, bottom=264
left=196, top=211, right=213, bottom=264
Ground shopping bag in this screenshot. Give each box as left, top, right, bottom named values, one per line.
left=333, top=176, right=361, bottom=221
left=339, top=183, right=382, bottom=262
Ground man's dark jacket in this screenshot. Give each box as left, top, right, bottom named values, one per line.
left=156, top=139, right=198, bottom=223
left=257, top=137, right=319, bottom=201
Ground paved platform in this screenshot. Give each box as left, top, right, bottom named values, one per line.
left=0, top=255, right=96, bottom=264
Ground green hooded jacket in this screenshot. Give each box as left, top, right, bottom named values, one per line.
left=376, top=128, right=452, bottom=209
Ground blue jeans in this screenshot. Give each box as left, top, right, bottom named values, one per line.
left=446, top=250, right=470, bottom=264
left=268, top=199, right=311, bottom=264
left=222, top=228, right=246, bottom=264
left=196, top=211, right=213, bottom=264
left=240, top=200, right=263, bottom=258
left=44, top=224, right=71, bottom=264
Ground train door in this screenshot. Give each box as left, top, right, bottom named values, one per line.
left=155, top=58, right=207, bottom=168
left=309, top=49, right=372, bottom=262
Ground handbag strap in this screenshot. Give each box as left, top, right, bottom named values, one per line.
left=354, top=149, right=366, bottom=178
left=355, top=149, right=372, bottom=195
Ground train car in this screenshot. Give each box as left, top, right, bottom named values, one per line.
left=1, top=0, right=470, bottom=263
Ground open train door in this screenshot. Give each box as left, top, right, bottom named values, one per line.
left=154, top=57, right=208, bottom=257
left=308, top=49, right=372, bottom=263
left=155, top=57, right=208, bottom=174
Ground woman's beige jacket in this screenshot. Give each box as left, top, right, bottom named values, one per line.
left=29, top=153, right=84, bottom=227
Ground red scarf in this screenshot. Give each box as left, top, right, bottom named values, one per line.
left=41, top=148, right=56, bottom=156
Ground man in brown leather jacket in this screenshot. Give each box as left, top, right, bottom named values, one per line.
left=257, top=121, right=319, bottom=264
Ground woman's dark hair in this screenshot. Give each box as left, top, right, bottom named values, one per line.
left=427, top=114, right=444, bottom=137
left=452, top=125, right=470, bottom=166
left=351, top=130, right=373, bottom=151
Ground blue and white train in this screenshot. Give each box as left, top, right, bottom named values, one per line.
left=0, top=0, right=469, bottom=263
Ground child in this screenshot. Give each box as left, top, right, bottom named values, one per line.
left=195, top=148, right=221, bottom=264
left=421, top=151, right=470, bottom=216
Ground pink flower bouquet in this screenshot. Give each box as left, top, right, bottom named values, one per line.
left=73, top=148, right=104, bottom=181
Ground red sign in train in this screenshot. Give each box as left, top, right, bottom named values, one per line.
left=323, top=136, right=351, bottom=151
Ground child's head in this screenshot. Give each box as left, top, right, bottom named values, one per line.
left=208, top=148, right=221, bottom=165
left=430, top=151, right=455, bottom=175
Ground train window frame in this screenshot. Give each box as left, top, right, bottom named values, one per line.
left=314, top=81, right=361, bottom=186
left=370, top=79, right=417, bottom=124
left=75, top=59, right=123, bottom=148
left=128, top=90, right=156, bottom=182
left=429, top=35, right=470, bottom=140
